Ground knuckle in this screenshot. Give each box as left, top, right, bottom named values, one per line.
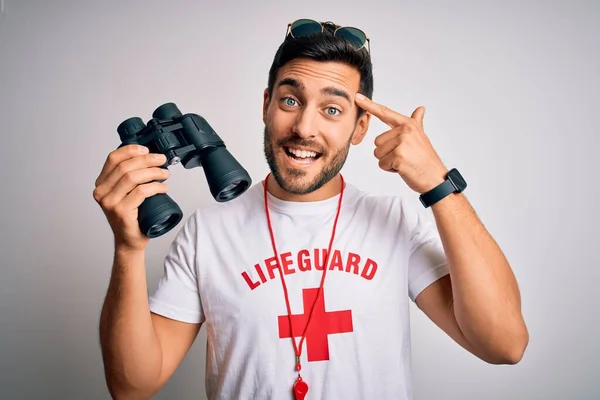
left=92, top=187, right=102, bottom=203
left=395, top=145, right=406, bottom=159
left=106, top=151, right=119, bottom=166
left=100, top=196, right=114, bottom=210
left=122, top=144, right=139, bottom=155
left=115, top=162, right=127, bottom=177
left=392, top=145, right=405, bottom=160
left=122, top=170, right=137, bottom=186
left=135, top=183, right=150, bottom=198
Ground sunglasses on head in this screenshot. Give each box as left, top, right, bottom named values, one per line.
left=285, top=18, right=370, bottom=53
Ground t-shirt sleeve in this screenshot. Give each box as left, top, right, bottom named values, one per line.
left=149, top=210, right=205, bottom=324
left=401, top=197, right=450, bottom=302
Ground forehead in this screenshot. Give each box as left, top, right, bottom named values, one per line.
left=275, top=59, right=361, bottom=96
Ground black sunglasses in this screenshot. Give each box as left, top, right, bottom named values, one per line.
left=285, top=19, right=370, bottom=53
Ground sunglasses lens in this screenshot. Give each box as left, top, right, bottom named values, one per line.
left=290, top=19, right=322, bottom=37
left=336, top=27, right=366, bottom=48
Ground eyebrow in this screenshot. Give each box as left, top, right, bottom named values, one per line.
left=277, top=77, right=352, bottom=103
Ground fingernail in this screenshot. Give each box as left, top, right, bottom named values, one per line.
left=355, top=93, right=365, bottom=101
left=138, top=146, right=149, bottom=153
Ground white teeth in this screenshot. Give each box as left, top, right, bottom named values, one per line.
left=288, top=147, right=317, bottom=158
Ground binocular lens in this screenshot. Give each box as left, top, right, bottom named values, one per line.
left=147, top=214, right=181, bottom=238
left=138, top=193, right=184, bottom=238
left=216, top=180, right=250, bottom=202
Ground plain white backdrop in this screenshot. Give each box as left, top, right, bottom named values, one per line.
left=1, top=0, right=599, bottom=398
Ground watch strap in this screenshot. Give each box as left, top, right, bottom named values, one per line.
left=419, top=179, right=456, bottom=208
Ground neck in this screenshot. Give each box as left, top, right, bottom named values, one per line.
left=265, top=173, right=343, bottom=202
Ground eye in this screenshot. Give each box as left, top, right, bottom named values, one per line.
left=281, top=96, right=298, bottom=107
left=326, top=107, right=341, bottom=116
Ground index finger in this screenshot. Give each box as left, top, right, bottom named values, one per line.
left=95, top=144, right=148, bottom=187
left=355, top=93, right=409, bottom=128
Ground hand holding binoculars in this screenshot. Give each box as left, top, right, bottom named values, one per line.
left=116, top=102, right=252, bottom=238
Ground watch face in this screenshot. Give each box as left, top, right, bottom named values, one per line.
left=448, top=168, right=467, bottom=191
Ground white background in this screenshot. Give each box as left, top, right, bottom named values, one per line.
left=1, top=0, right=598, bottom=398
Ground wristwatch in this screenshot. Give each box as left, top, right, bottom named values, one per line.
left=419, top=168, right=467, bottom=208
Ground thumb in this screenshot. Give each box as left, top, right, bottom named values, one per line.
left=411, top=106, right=425, bottom=127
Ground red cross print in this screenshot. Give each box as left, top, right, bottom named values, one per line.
left=278, top=287, right=354, bottom=362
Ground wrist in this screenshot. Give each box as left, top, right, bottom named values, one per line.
left=419, top=166, right=449, bottom=194
left=421, top=175, right=446, bottom=194
left=114, top=244, right=146, bottom=260
left=112, top=246, right=147, bottom=276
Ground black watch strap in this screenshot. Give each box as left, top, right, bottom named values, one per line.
left=419, top=179, right=456, bottom=208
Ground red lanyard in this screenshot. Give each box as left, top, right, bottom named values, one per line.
left=263, top=173, right=345, bottom=400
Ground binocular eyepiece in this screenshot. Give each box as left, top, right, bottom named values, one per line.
left=116, top=102, right=252, bottom=238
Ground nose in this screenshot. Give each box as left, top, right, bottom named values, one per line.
left=292, top=107, right=318, bottom=139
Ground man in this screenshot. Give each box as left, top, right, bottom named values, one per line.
left=94, top=19, right=528, bottom=400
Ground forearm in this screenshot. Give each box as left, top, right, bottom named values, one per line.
left=99, top=248, right=162, bottom=398
left=431, top=193, right=528, bottom=363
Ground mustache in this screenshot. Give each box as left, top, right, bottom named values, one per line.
left=276, top=137, right=325, bottom=154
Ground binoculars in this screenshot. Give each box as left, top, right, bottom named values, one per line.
left=116, top=102, right=252, bottom=238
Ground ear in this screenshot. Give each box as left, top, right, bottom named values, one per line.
left=262, top=88, right=270, bottom=124
left=351, top=111, right=371, bottom=145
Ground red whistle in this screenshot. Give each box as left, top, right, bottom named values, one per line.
left=293, top=377, right=309, bottom=400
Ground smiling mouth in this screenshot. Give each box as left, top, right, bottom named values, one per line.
left=283, top=146, right=323, bottom=164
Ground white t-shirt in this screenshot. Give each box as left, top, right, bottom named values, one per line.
left=149, top=178, right=449, bottom=400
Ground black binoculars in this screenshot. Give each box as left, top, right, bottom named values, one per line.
left=116, top=102, right=252, bottom=238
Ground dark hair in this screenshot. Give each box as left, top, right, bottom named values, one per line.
left=267, top=21, right=374, bottom=118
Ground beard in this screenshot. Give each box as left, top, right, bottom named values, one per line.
left=262, top=125, right=353, bottom=196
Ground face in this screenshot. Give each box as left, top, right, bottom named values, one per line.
left=262, top=58, right=370, bottom=197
